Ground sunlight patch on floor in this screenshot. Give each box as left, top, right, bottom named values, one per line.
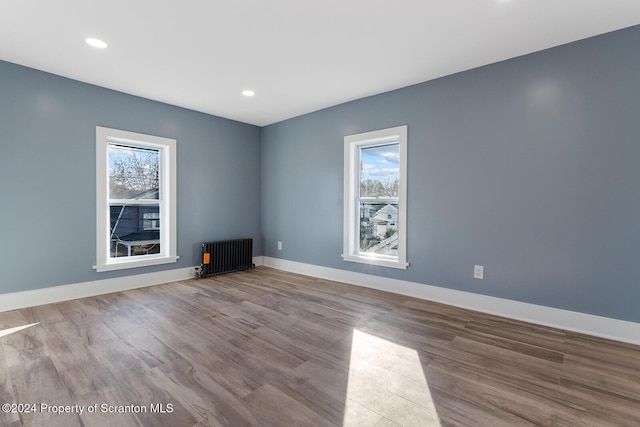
left=343, top=329, right=441, bottom=426
left=0, top=322, right=39, bottom=338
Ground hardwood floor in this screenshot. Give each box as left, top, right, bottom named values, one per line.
left=1, top=267, right=639, bottom=426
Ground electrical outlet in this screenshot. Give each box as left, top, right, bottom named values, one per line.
left=277, top=241, right=282, bottom=250
left=473, top=265, right=484, bottom=280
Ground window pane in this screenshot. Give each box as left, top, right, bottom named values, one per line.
left=359, top=201, right=398, bottom=255
left=109, top=204, right=160, bottom=258
left=360, top=144, right=399, bottom=198
left=108, top=144, right=159, bottom=200
left=359, top=143, right=400, bottom=255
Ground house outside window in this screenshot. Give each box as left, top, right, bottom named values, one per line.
left=95, top=127, right=177, bottom=272
left=343, top=125, right=408, bottom=269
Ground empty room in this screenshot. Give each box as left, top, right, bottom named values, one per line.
left=1, top=1, right=640, bottom=426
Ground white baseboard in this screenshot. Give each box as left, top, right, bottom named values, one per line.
left=0, top=267, right=197, bottom=312
left=262, top=257, right=640, bottom=346
left=0, top=256, right=266, bottom=313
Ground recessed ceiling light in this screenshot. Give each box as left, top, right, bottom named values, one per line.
left=85, top=38, right=108, bottom=49
left=242, top=90, right=255, bottom=97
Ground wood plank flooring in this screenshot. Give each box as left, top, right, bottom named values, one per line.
left=1, top=267, right=639, bottom=426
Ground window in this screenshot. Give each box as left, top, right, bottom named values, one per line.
left=343, top=125, right=408, bottom=269
left=95, top=127, right=177, bottom=272
left=143, top=212, right=160, bottom=230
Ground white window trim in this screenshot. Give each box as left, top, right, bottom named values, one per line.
left=342, top=125, right=408, bottom=269
left=95, top=126, right=178, bottom=272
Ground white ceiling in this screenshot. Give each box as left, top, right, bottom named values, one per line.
left=2, top=1, right=639, bottom=126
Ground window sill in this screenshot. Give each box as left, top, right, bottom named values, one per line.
left=342, top=254, right=408, bottom=270
left=94, top=255, right=179, bottom=272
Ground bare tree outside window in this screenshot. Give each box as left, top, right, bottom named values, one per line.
left=109, top=145, right=159, bottom=199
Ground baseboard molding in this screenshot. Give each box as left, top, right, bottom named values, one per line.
left=262, top=257, right=640, bottom=346
left=0, top=267, right=196, bottom=312
left=0, top=256, right=266, bottom=313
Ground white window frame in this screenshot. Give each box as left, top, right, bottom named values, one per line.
left=95, top=126, right=178, bottom=272
left=342, top=125, right=408, bottom=269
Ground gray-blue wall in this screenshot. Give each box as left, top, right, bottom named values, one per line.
left=261, top=25, right=640, bottom=323
left=2, top=26, right=639, bottom=324
left=0, top=60, right=261, bottom=293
